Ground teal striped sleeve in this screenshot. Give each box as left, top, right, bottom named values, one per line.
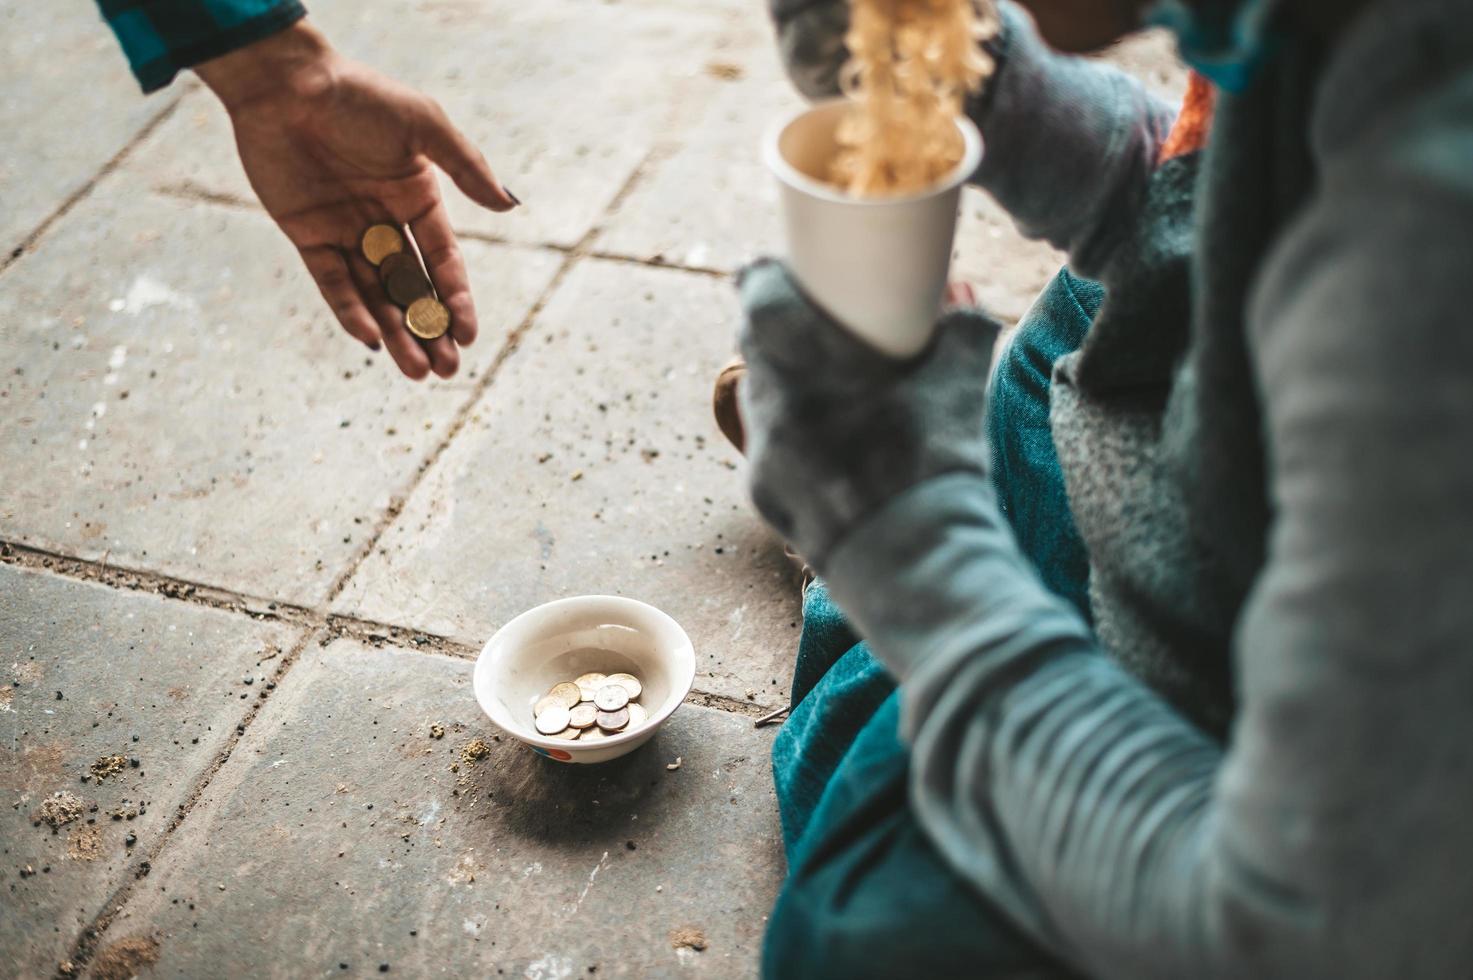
left=95, top=0, right=307, bottom=93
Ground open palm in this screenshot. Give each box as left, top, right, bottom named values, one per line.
left=207, top=35, right=515, bottom=379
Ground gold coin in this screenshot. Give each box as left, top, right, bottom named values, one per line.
left=382, top=259, right=434, bottom=308
left=545, top=682, right=582, bottom=709
left=533, top=693, right=563, bottom=716
left=361, top=224, right=405, bottom=266
left=626, top=702, right=648, bottom=729
left=535, top=704, right=571, bottom=735
left=579, top=727, right=610, bottom=742
left=568, top=703, right=598, bottom=729
left=549, top=727, right=581, bottom=741
left=594, top=684, right=629, bottom=712
left=574, top=673, right=607, bottom=701
left=595, top=706, right=629, bottom=732
left=603, top=672, right=642, bottom=700
left=405, top=297, right=451, bottom=340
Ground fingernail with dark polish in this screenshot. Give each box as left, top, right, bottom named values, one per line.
left=504, top=187, right=522, bottom=207
left=369, top=342, right=381, bottom=352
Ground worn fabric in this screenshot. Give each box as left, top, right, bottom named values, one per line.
left=764, top=270, right=1097, bottom=977
left=987, top=270, right=1100, bottom=621
left=752, top=0, right=1473, bottom=975
left=95, top=0, right=307, bottom=93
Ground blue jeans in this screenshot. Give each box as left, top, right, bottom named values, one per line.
left=763, top=270, right=1101, bottom=979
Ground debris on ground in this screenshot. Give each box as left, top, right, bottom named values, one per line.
left=429, top=724, right=445, bottom=740
left=90, top=754, right=128, bottom=782
left=67, top=826, right=103, bottom=861
left=90, top=936, right=161, bottom=980
left=669, top=926, right=707, bottom=952
left=705, top=61, right=745, bottom=81
left=460, top=739, right=491, bottom=764
left=666, top=757, right=682, bottom=771
left=35, top=791, right=86, bottom=831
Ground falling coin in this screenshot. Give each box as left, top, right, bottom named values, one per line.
left=568, top=703, right=598, bottom=730
left=361, top=224, right=405, bottom=266
left=574, top=673, right=608, bottom=701
left=382, top=258, right=434, bottom=307
left=405, top=296, right=451, bottom=340
left=594, top=684, right=629, bottom=712
left=535, top=704, right=571, bottom=735
left=595, top=707, right=630, bottom=732
left=545, top=682, right=582, bottom=709
left=603, top=673, right=642, bottom=700
left=626, top=702, right=648, bottom=729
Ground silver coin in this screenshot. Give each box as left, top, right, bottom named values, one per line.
left=535, top=705, right=571, bottom=735
left=595, top=707, right=630, bottom=732
left=626, top=701, right=648, bottom=729
left=544, top=682, right=582, bottom=709
left=574, top=672, right=607, bottom=701
left=604, top=672, right=642, bottom=700
left=594, top=684, right=630, bottom=712
left=568, top=702, right=598, bottom=729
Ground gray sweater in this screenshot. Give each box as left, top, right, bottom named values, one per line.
left=768, top=0, right=1473, bottom=975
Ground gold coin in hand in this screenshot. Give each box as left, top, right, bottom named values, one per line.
left=361, top=224, right=405, bottom=266
left=380, top=253, right=434, bottom=307
left=405, top=297, right=451, bottom=340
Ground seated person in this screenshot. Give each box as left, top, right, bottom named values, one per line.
left=720, top=0, right=1473, bottom=975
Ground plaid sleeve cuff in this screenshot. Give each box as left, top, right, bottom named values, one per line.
left=97, top=0, right=308, bottom=93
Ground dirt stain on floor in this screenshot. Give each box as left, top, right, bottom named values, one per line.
left=90, top=935, right=161, bottom=980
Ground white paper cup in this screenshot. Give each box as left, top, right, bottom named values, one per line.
left=764, top=99, right=983, bottom=359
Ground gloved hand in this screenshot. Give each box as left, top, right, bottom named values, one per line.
left=737, top=259, right=1003, bottom=569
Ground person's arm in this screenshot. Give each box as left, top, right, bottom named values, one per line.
left=739, top=28, right=1473, bottom=980
left=96, top=3, right=517, bottom=380
left=768, top=0, right=1176, bottom=277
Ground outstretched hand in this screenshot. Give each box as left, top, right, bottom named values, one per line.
left=196, top=22, right=517, bottom=380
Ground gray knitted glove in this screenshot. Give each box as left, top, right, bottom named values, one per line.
left=736, top=259, right=1002, bottom=569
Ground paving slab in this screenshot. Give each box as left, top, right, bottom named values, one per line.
left=0, top=189, right=561, bottom=606
left=124, top=0, right=748, bottom=251
left=335, top=258, right=803, bottom=706
left=0, top=563, right=301, bottom=978
left=93, top=637, right=783, bottom=978
left=0, top=2, right=162, bottom=255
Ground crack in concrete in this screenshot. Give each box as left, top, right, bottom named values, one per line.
left=2, top=89, right=190, bottom=278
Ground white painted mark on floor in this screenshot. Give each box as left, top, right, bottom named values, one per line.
left=522, top=862, right=543, bottom=878
left=524, top=954, right=574, bottom=980
left=116, top=275, right=198, bottom=317
left=565, top=850, right=610, bottom=916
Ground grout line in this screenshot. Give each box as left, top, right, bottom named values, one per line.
left=0, top=540, right=315, bottom=627
left=2, top=92, right=188, bottom=277
left=148, top=182, right=733, bottom=282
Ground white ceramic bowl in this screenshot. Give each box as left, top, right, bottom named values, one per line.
left=473, top=596, right=696, bottom=764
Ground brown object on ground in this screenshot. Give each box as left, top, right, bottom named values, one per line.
left=705, top=61, right=744, bottom=81
left=90, top=754, right=127, bottom=781
left=669, top=926, right=708, bottom=952
left=460, top=738, right=491, bottom=764
left=429, top=724, right=446, bottom=740
left=67, top=826, right=103, bottom=861
left=36, top=791, right=86, bottom=830
left=711, top=357, right=746, bottom=455
left=89, top=935, right=161, bottom=980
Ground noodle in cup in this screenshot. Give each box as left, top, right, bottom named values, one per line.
left=764, top=99, right=983, bottom=359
